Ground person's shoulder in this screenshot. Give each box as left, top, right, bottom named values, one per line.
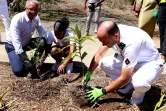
left=65, top=29, right=74, bottom=36
left=118, top=24, right=129, bottom=28
left=118, top=24, right=139, bottom=31
left=11, top=12, right=25, bottom=24
left=12, top=12, right=24, bottom=19
left=48, top=30, right=54, bottom=35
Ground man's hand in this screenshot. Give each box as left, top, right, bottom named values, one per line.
left=57, top=63, right=66, bottom=74
left=82, top=71, right=92, bottom=88
left=135, top=12, right=139, bottom=18
left=85, top=87, right=106, bottom=103
left=36, top=63, right=43, bottom=72
left=19, top=52, right=33, bottom=70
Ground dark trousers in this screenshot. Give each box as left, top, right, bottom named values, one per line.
left=158, top=3, right=166, bottom=56
left=5, top=37, right=46, bottom=77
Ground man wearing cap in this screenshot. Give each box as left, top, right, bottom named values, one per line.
left=82, top=21, right=164, bottom=105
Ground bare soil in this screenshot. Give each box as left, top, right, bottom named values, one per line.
left=0, top=62, right=166, bottom=111
left=0, top=0, right=166, bottom=111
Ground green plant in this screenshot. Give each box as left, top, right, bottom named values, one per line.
left=28, top=24, right=46, bottom=65
left=154, top=90, right=166, bottom=111
left=0, top=87, right=12, bottom=109
left=63, top=24, right=95, bottom=75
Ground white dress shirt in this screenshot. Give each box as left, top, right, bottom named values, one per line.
left=6, top=11, right=47, bottom=54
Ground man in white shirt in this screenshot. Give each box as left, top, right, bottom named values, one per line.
left=37, top=17, right=76, bottom=75
left=5, top=0, right=47, bottom=79
left=82, top=21, right=164, bottom=105
left=0, top=0, right=10, bottom=42
left=84, top=0, right=104, bottom=36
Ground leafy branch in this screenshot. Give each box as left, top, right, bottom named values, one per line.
left=63, top=24, right=95, bottom=75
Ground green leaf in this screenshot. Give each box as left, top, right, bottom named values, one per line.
left=64, top=36, right=79, bottom=43
left=80, top=36, right=95, bottom=44
left=157, top=104, right=166, bottom=111
left=74, top=24, right=82, bottom=39
left=62, top=49, right=78, bottom=63
left=0, top=87, right=12, bottom=101
left=81, top=52, right=87, bottom=60
left=154, top=93, right=166, bottom=111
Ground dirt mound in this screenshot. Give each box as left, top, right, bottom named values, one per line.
left=0, top=62, right=166, bottom=111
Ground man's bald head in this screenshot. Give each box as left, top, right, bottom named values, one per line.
left=97, top=21, right=120, bottom=47
left=97, top=21, right=119, bottom=38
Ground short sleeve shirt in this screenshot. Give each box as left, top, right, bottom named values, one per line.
left=112, top=24, right=160, bottom=68
left=89, top=0, right=100, bottom=3
left=47, top=29, right=74, bottom=47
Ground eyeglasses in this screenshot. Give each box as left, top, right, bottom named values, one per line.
left=26, top=7, right=38, bottom=12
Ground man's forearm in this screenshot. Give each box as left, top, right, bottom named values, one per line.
left=98, top=0, right=104, bottom=4
left=105, top=77, right=129, bottom=93
left=40, top=51, right=48, bottom=64
left=84, top=0, right=88, bottom=5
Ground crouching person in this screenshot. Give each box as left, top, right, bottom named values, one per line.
left=37, top=17, right=76, bottom=75
left=82, top=21, right=164, bottom=105
left=5, top=0, right=47, bottom=79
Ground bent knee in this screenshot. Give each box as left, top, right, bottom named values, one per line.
left=132, top=82, right=151, bottom=93
left=51, top=47, right=60, bottom=53
left=13, top=68, right=28, bottom=77
left=99, top=57, right=114, bottom=70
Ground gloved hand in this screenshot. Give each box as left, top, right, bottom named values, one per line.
left=19, top=52, right=33, bottom=70
left=19, top=52, right=40, bottom=79
left=82, top=71, right=92, bottom=88
left=85, top=87, right=107, bottom=103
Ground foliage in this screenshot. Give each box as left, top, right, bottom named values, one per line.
left=0, top=87, right=12, bottom=109
left=154, top=90, right=166, bottom=111
left=62, top=24, right=95, bottom=75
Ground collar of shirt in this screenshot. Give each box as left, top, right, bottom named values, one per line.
left=24, top=11, right=38, bottom=24
left=24, top=11, right=33, bottom=23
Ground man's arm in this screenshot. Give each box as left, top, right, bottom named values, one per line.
left=88, top=45, right=109, bottom=73
left=36, top=44, right=52, bottom=71
left=36, top=16, right=47, bottom=38
left=84, top=0, right=88, bottom=10
left=133, top=0, right=143, bottom=18
left=105, top=67, right=134, bottom=93
left=62, top=43, right=76, bottom=65
left=97, top=0, right=104, bottom=4
left=95, top=0, right=104, bottom=7
left=82, top=45, right=108, bottom=88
